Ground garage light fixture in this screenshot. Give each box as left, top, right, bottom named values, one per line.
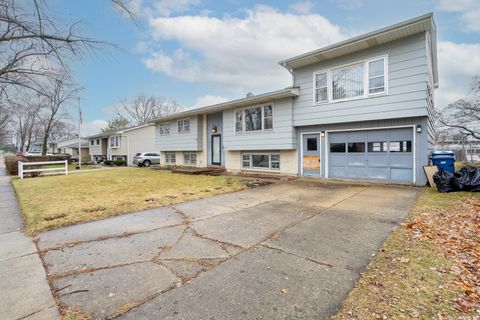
left=416, top=125, right=422, bottom=133
left=321, top=132, right=325, bottom=137
left=211, top=126, right=218, bottom=134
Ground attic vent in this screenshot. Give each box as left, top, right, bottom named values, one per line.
left=246, top=92, right=254, bottom=98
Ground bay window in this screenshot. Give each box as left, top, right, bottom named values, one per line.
left=235, top=104, right=274, bottom=133
left=314, top=55, right=387, bottom=104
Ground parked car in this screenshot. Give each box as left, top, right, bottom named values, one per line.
left=133, top=152, right=160, bottom=167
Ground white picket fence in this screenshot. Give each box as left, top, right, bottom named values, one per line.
left=18, top=160, right=68, bottom=179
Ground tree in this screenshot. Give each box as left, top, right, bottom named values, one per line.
left=9, top=96, right=42, bottom=152
left=101, top=116, right=129, bottom=133
left=439, top=76, right=480, bottom=140
left=115, top=94, right=182, bottom=126
left=36, top=75, right=79, bottom=155
left=0, top=104, right=9, bottom=144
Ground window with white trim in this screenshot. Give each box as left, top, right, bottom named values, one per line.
left=165, top=152, right=176, bottom=164
left=242, top=153, right=280, bottom=170
left=178, top=119, right=190, bottom=134
left=90, top=140, right=94, bottom=146
left=109, top=136, right=119, bottom=148
left=234, top=104, right=273, bottom=133
left=183, top=152, right=197, bottom=165
left=368, top=58, right=385, bottom=94
left=314, top=56, right=387, bottom=104
left=159, top=123, right=170, bottom=135
left=314, top=72, right=328, bottom=103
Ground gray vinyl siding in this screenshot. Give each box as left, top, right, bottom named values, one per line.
left=222, top=97, right=296, bottom=151
left=292, top=33, right=430, bottom=127
left=155, top=115, right=203, bottom=151
left=296, top=116, right=429, bottom=185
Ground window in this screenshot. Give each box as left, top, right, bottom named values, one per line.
left=368, top=58, right=385, bottom=94
left=96, top=139, right=100, bottom=145
left=242, top=154, right=280, bottom=170
left=368, top=142, right=387, bottom=152
left=115, top=136, right=119, bottom=147
left=389, top=141, right=411, bottom=152
left=165, top=152, right=176, bottom=164
left=90, top=140, right=94, bottom=146
left=159, top=123, right=170, bottom=135
left=263, top=105, right=273, bottom=130
left=235, top=110, right=243, bottom=132
left=110, top=137, right=115, bottom=147
left=332, top=62, right=364, bottom=100
left=245, top=106, right=262, bottom=132
left=348, top=142, right=365, bottom=152
left=330, top=143, right=346, bottom=153
left=183, top=152, right=197, bottom=165
left=307, top=138, right=318, bottom=151
left=235, top=104, right=273, bottom=133
left=315, top=72, right=328, bottom=103
left=178, top=119, right=190, bottom=134
left=314, top=56, right=387, bottom=104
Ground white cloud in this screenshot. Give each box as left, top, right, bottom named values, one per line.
left=436, top=0, right=480, bottom=31
left=436, top=41, right=480, bottom=108
left=289, top=1, right=315, bottom=14
left=142, top=5, right=346, bottom=93
left=334, top=0, right=363, bottom=10
left=194, top=95, right=230, bottom=108
left=82, top=120, right=108, bottom=136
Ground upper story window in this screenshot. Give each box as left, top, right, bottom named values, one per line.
left=178, top=119, right=190, bottom=134
left=110, top=136, right=119, bottom=148
left=235, top=104, right=273, bottom=133
left=314, top=55, right=387, bottom=104
left=159, top=123, right=170, bottom=135
left=96, top=139, right=100, bottom=145
left=90, top=140, right=94, bottom=146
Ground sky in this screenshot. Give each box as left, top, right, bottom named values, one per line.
left=49, top=0, right=480, bottom=135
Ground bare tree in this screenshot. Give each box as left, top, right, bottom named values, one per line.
left=9, top=96, right=41, bottom=151
left=36, top=75, right=78, bottom=155
left=439, top=76, right=480, bottom=139
left=115, top=93, right=182, bottom=126
left=0, top=104, right=9, bottom=143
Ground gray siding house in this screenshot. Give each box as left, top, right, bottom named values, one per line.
left=152, top=13, right=437, bottom=185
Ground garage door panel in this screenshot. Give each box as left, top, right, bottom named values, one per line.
left=367, top=154, right=388, bottom=167
left=367, top=167, right=389, bottom=180
left=389, top=128, right=413, bottom=140
left=330, top=132, right=348, bottom=143
left=367, top=130, right=388, bottom=141
left=391, top=168, right=413, bottom=181
left=390, top=154, right=412, bottom=167
left=348, top=154, right=366, bottom=166
left=348, top=166, right=366, bottom=178
left=330, top=154, right=347, bottom=166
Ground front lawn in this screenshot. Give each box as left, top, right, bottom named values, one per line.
left=12, top=168, right=248, bottom=234
left=333, top=188, right=480, bottom=319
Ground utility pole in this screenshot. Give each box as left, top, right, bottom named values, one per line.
left=77, top=97, right=82, bottom=170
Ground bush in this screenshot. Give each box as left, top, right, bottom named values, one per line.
left=5, top=156, right=27, bottom=175
left=113, top=160, right=125, bottom=166
left=103, top=160, right=114, bottom=166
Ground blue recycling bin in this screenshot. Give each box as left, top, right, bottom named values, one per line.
left=430, top=151, right=455, bottom=174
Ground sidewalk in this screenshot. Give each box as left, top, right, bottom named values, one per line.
left=0, top=157, right=59, bottom=319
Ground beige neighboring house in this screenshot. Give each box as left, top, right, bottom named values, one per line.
left=56, top=138, right=90, bottom=163
left=88, top=124, right=156, bottom=165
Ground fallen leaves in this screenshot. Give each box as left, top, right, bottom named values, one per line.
left=406, top=196, right=480, bottom=316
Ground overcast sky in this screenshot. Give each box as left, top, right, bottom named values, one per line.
left=50, top=0, right=480, bottom=135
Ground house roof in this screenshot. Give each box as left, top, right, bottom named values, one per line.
left=150, top=87, right=300, bottom=122
left=63, top=141, right=90, bottom=149
left=279, top=13, right=438, bottom=88
left=86, top=124, right=154, bottom=139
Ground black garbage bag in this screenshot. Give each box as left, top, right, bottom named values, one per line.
left=453, top=166, right=480, bottom=192
left=433, top=168, right=457, bottom=193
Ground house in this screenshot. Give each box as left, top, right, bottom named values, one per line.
left=152, top=13, right=437, bottom=185
left=88, top=124, right=156, bottom=165
left=56, top=138, right=90, bottom=162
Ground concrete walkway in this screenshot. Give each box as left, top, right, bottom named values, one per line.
left=36, top=180, right=420, bottom=319
left=0, top=157, right=59, bottom=320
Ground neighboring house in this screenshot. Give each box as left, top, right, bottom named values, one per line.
left=56, top=137, right=90, bottom=162
left=88, top=124, right=156, bottom=165
left=152, top=13, right=437, bottom=185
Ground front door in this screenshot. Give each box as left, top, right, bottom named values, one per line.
left=302, top=134, right=321, bottom=176
left=211, top=135, right=221, bottom=165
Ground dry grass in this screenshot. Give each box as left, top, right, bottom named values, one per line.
left=12, top=168, right=248, bottom=234
left=333, top=188, right=480, bottom=319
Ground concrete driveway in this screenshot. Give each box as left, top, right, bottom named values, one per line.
left=36, top=180, right=419, bottom=319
